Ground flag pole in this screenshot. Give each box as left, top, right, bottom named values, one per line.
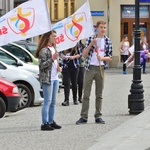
left=95, top=43, right=103, bottom=79
left=99, top=61, right=103, bottom=79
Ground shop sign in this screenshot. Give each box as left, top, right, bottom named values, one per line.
left=122, top=5, right=149, bottom=18
left=140, top=0, right=150, bottom=2
left=91, top=11, right=104, bottom=16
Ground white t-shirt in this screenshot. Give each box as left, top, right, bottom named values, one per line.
left=48, top=46, right=59, bottom=80
left=90, top=38, right=105, bottom=66
left=143, top=44, right=147, bottom=50
left=122, top=42, right=129, bottom=55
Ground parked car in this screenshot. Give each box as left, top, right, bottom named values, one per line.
left=0, top=46, right=63, bottom=89
left=0, top=78, right=20, bottom=118
left=0, top=47, right=39, bottom=74
left=13, top=40, right=63, bottom=66
left=1, top=43, right=38, bottom=65
left=0, top=61, right=43, bottom=110
left=13, top=40, right=38, bottom=55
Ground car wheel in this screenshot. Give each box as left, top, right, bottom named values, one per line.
left=16, top=84, right=32, bottom=110
left=0, top=97, right=6, bottom=118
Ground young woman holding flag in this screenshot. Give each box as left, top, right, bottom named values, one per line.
left=35, top=30, right=62, bottom=131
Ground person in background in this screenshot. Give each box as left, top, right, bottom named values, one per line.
left=119, top=35, right=130, bottom=74
left=77, top=40, right=85, bottom=103
left=140, top=37, right=149, bottom=74
left=76, top=20, right=113, bottom=125
left=61, top=45, right=80, bottom=106
left=35, top=30, right=61, bottom=131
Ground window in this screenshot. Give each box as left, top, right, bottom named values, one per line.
left=28, top=44, right=37, bottom=55
left=124, top=22, right=128, bottom=35
left=0, top=63, right=6, bottom=70
left=18, top=44, right=26, bottom=49
left=71, top=1, right=75, bottom=15
left=54, top=1, right=58, bottom=20
left=0, top=50, right=17, bottom=65
left=1, top=44, right=32, bottom=63
left=64, top=2, right=68, bottom=18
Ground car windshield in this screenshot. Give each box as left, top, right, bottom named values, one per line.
left=2, top=44, right=33, bottom=63
left=28, top=45, right=37, bottom=55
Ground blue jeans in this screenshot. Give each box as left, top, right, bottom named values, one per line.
left=41, top=80, right=59, bottom=124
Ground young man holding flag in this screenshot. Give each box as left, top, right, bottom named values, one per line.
left=76, top=20, right=113, bottom=125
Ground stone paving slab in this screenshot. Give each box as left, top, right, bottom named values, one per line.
left=87, top=106, right=150, bottom=150
left=0, top=68, right=150, bottom=150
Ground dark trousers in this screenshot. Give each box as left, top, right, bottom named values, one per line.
left=62, top=68, right=79, bottom=102
left=141, top=58, right=146, bottom=73
left=121, top=55, right=128, bottom=71
left=77, top=67, right=85, bottom=99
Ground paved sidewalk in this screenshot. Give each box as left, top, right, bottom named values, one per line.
left=0, top=67, right=150, bottom=150
left=87, top=67, right=150, bottom=150
left=87, top=106, right=150, bottom=150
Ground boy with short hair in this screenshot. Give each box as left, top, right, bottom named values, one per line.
left=76, top=20, right=113, bottom=124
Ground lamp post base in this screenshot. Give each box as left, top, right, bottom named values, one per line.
left=128, top=67, right=144, bottom=115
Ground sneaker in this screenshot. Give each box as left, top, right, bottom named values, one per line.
left=51, top=121, right=61, bottom=129
left=41, top=122, right=54, bottom=131
left=95, top=118, right=105, bottom=124
left=78, top=98, right=82, bottom=103
left=62, top=101, right=69, bottom=106
left=76, top=118, right=87, bottom=125
left=122, top=71, right=127, bottom=74
left=143, top=72, right=147, bottom=74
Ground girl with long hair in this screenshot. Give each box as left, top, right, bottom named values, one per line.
left=35, top=30, right=62, bottom=131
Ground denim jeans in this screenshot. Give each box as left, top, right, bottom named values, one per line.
left=41, top=80, right=59, bottom=124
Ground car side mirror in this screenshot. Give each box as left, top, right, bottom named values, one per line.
left=25, top=56, right=31, bottom=63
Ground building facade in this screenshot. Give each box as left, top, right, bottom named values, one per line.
left=0, top=0, right=14, bottom=16
left=5, top=0, right=76, bottom=24
left=47, top=0, right=76, bottom=23
left=2, top=0, right=150, bottom=67
left=77, top=0, right=150, bottom=67
left=0, top=0, right=76, bottom=43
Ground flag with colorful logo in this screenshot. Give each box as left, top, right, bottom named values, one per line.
left=52, top=0, right=94, bottom=52
left=0, top=0, right=51, bottom=46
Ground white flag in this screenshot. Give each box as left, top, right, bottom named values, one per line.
left=0, top=0, right=51, bottom=46
left=52, top=0, right=94, bottom=52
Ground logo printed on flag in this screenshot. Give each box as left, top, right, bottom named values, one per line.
left=52, top=0, right=94, bottom=52
left=65, top=13, right=86, bottom=41
left=0, top=0, right=51, bottom=46
left=7, top=7, right=35, bottom=36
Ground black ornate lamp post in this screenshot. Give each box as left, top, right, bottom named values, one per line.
left=128, top=0, right=144, bottom=114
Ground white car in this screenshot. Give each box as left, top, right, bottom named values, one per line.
left=0, top=46, right=63, bottom=89
left=0, top=47, right=39, bottom=74
left=1, top=42, right=39, bottom=65
left=0, top=61, right=43, bottom=110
